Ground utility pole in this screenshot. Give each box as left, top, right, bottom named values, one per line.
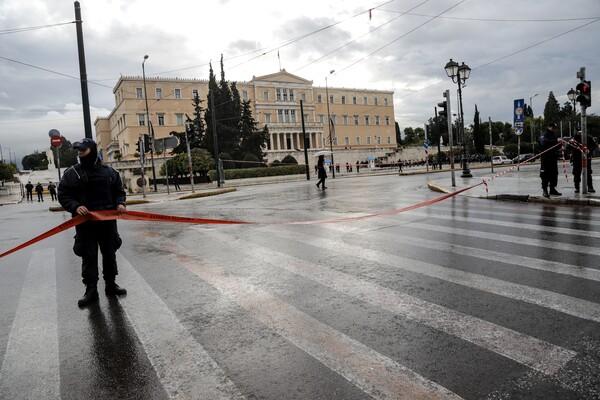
left=577, top=67, right=589, bottom=194
left=74, top=2, right=92, bottom=139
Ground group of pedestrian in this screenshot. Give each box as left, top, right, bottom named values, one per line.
left=24, top=181, right=57, bottom=202
left=538, top=121, right=596, bottom=197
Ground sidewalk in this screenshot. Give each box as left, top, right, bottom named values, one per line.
left=426, top=163, right=600, bottom=207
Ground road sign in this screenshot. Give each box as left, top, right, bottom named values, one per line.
left=515, top=127, right=523, bottom=136
left=514, top=99, right=524, bottom=125
left=48, top=129, right=60, bottom=138
left=50, top=136, right=62, bottom=147
left=423, top=139, right=430, bottom=149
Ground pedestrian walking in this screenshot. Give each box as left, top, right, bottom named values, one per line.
left=316, top=154, right=327, bottom=189
left=570, top=131, right=596, bottom=193
left=25, top=181, right=34, bottom=202
left=356, top=160, right=360, bottom=173
left=171, top=174, right=181, bottom=191
left=58, top=138, right=127, bottom=307
left=35, top=182, right=44, bottom=202
left=538, top=122, right=562, bottom=198
left=48, top=181, right=57, bottom=201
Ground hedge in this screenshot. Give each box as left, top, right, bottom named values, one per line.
left=208, top=164, right=306, bottom=180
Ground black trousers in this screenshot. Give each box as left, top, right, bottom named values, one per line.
left=74, top=220, right=122, bottom=286
left=573, top=162, right=593, bottom=188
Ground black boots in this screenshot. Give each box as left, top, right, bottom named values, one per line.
left=589, top=186, right=596, bottom=193
left=78, top=286, right=99, bottom=307
left=575, top=185, right=580, bottom=194
left=78, top=282, right=127, bottom=307
left=542, top=188, right=550, bottom=198
left=105, top=282, right=127, bottom=296
left=549, top=188, right=562, bottom=196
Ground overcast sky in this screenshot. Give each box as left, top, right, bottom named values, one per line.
left=1, top=0, right=599, bottom=164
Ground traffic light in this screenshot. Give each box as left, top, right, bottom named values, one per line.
left=438, top=97, right=448, bottom=120
left=143, top=134, right=152, bottom=152
left=576, top=80, right=591, bottom=107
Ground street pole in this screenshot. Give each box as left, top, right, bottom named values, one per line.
left=325, top=70, right=335, bottom=178
left=142, top=55, right=158, bottom=191
left=443, top=90, right=456, bottom=187
left=163, top=138, right=170, bottom=195
left=138, top=134, right=146, bottom=198
left=489, top=117, right=494, bottom=173
left=74, top=1, right=92, bottom=139
left=184, top=119, right=196, bottom=193
left=209, top=91, right=221, bottom=187
left=300, top=100, right=310, bottom=180
left=457, top=78, right=471, bottom=177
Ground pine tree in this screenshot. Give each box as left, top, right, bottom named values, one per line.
left=238, top=100, right=268, bottom=163
left=543, top=91, right=561, bottom=124
left=473, top=105, right=484, bottom=154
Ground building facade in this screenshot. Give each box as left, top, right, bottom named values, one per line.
left=95, top=70, right=397, bottom=188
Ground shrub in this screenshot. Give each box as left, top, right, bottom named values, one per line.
left=208, top=164, right=305, bottom=180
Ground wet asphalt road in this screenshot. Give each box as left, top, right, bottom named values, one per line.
left=1, top=172, right=599, bottom=399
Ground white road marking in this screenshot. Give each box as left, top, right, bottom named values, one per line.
left=0, top=248, right=60, bottom=400
left=116, top=252, right=245, bottom=400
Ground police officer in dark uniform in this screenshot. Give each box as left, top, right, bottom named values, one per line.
left=538, top=122, right=562, bottom=198
left=58, top=138, right=127, bottom=307
left=570, top=131, right=597, bottom=193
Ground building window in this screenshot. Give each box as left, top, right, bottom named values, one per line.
left=174, top=89, right=181, bottom=99
left=385, top=116, right=390, bottom=125
left=138, top=114, right=146, bottom=126
left=158, top=113, right=165, bottom=126
left=277, top=110, right=283, bottom=122
left=387, top=136, right=391, bottom=144
left=344, top=137, right=349, bottom=145
left=355, top=137, right=361, bottom=145
left=375, top=116, right=381, bottom=125
left=290, top=110, right=296, bottom=123
left=367, top=137, right=372, bottom=145
left=365, top=116, right=370, bottom=125
left=276, top=88, right=282, bottom=101
left=376, top=136, right=381, bottom=145
left=242, top=90, right=248, bottom=101
left=354, top=115, right=359, bottom=125
left=353, top=96, right=357, bottom=105
left=331, top=114, right=336, bottom=125
left=374, top=97, right=378, bottom=106
left=329, top=95, right=333, bottom=104
left=317, top=94, right=322, bottom=103
left=301, top=93, right=306, bottom=101
left=192, top=89, right=199, bottom=99
left=176, top=114, right=184, bottom=125
left=343, top=115, right=348, bottom=125
left=341, top=96, right=346, bottom=104
left=156, top=88, right=163, bottom=100
left=265, top=113, right=272, bottom=123
left=384, top=98, right=388, bottom=106
left=303, top=114, right=309, bottom=123
left=363, top=96, right=368, bottom=105
left=283, top=89, right=288, bottom=101
left=290, top=89, right=295, bottom=102
left=319, top=114, right=325, bottom=124
left=284, top=110, right=290, bottom=123
left=136, top=87, right=143, bottom=99
left=263, top=91, right=269, bottom=101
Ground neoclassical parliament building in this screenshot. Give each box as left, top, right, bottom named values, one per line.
left=94, top=70, right=398, bottom=181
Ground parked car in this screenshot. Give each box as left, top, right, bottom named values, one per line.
left=512, top=153, right=535, bottom=164
left=492, top=156, right=513, bottom=165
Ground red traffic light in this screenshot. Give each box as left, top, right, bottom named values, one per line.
left=576, top=81, right=591, bottom=107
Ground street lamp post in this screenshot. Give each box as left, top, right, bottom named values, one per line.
left=142, top=55, right=158, bottom=192
left=444, top=59, right=472, bottom=178
left=325, top=69, right=335, bottom=178
left=567, top=88, right=577, bottom=135
left=529, top=93, right=539, bottom=152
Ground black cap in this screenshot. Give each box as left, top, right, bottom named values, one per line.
left=548, top=122, right=558, bottom=128
left=73, top=138, right=97, bottom=150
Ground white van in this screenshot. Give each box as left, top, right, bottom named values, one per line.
left=492, top=156, right=512, bottom=165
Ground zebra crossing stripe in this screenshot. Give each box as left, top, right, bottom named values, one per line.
left=0, top=248, right=60, bottom=400
left=176, top=254, right=464, bottom=400
left=271, top=227, right=600, bottom=324
left=115, top=253, right=245, bottom=400
left=327, top=223, right=600, bottom=282
left=204, top=228, right=575, bottom=376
